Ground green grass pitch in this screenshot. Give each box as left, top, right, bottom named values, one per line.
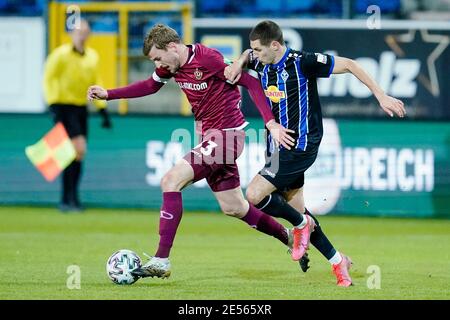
left=0, top=206, right=448, bottom=300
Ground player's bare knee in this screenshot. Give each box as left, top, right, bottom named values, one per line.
left=284, top=192, right=295, bottom=202
left=220, top=201, right=247, bottom=218
left=221, top=206, right=241, bottom=217
left=161, top=172, right=181, bottom=192
left=246, top=187, right=264, bottom=205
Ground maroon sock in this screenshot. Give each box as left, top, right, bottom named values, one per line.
left=155, top=192, right=183, bottom=258
left=241, top=203, right=288, bottom=245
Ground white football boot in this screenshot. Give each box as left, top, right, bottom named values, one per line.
left=131, top=254, right=171, bottom=279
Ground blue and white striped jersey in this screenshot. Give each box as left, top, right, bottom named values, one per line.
left=248, top=48, right=334, bottom=152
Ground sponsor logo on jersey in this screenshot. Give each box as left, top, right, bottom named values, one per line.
left=177, top=81, right=208, bottom=91
left=194, top=68, right=203, bottom=80
left=264, top=85, right=286, bottom=103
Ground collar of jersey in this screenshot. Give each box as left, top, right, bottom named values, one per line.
left=186, top=44, right=195, bottom=64
left=72, top=45, right=85, bottom=56
left=270, top=47, right=291, bottom=69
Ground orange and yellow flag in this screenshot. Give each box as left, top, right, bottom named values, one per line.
left=25, top=122, right=76, bottom=181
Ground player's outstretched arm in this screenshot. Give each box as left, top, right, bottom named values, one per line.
left=332, top=56, right=406, bottom=118
left=224, top=49, right=252, bottom=84
left=87, top=76, right=165, bottom=102
left=87, top=85, right=108, bottom=101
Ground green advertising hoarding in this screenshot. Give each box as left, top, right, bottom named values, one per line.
left=0, top=114, right=448, bottom=218
left=328, top=120, right=448, bottom=218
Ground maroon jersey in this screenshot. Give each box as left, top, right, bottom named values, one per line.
left=106, top=43, right=275, bottom=192
left=107, top=44, right=274, bottom=134
left=154, top=44, right=246, bottom=133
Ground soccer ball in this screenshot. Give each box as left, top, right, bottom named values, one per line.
left=106, top=249, right=142, bottom=285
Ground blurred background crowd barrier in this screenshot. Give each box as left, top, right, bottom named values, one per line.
left=0, top=0, right=449, bottom=217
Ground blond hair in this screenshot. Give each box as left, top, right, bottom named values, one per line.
left=143, top=24, right=181, bottom=56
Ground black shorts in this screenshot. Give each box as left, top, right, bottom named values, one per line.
left=259, top=147, right=318, bottom=192
left=49, top=104, right=88, bottom=138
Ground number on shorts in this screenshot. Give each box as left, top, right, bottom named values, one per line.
left=195, top=140, right=218, bottom=156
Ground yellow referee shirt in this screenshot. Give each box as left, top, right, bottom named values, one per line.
left=43, top=43, right=106, bottom=109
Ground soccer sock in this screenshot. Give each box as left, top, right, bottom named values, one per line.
left=255, top=192, right=304, bottom=226
left=328, top=251, right=343, bottom=265
left=155, top=192, right=183, bottom=258
left=240, top=202, right=289, bottom=245
left=305, top=208, right=337, bottom=260
left=62, top=162, right=75, bottom=205
left=72, top=160, right=82, bottom=206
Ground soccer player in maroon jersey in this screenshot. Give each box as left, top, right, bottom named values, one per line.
left=88, top=24, right=298, bottom=279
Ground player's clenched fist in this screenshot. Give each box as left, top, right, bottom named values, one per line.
left=87, top=85, right=108, bottom=101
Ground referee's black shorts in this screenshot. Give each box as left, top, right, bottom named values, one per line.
left=259, top=146, right=318, bottom=192
left=49, top=104, right=88, bottom=138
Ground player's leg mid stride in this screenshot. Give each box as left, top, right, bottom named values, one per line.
left=247, top=176, right=353, bottom=287
left=247, top=175, right=316, bottom=263
left=332, top=253, right=353, bottom=287
left=132, top=132, right=295, bottom=280
left=288, top=190, right=353, bottom=286
left=131, top=161, right=191, bottom=280
left=291, top=215, right=316, bottom=261
left=255, top=192, right=316, bottom=263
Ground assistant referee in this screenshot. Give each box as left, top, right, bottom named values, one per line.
left=43, top=19, right=111, bottom=212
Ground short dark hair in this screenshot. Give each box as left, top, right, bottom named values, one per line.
left=249, top=20, right=284, bottom=46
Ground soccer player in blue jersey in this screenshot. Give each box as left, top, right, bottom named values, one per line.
left=225, top=20, right=405, bottom=286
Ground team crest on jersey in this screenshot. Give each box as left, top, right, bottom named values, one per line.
left=281, top=69, right=289, bottom=81
left=194, top=68, right=203, bottom=80
left=264, top=85, right=286, bottom=103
